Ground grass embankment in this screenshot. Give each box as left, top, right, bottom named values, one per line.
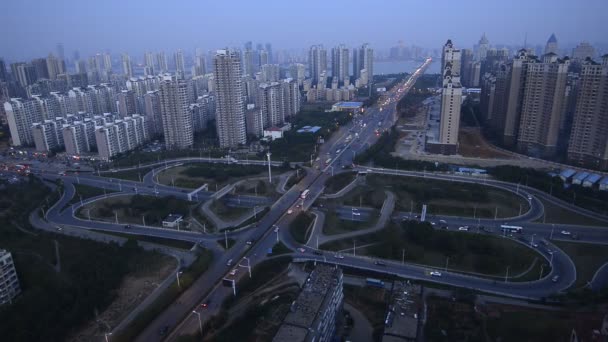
left=289, top=212, right=315, bottom=244
left=536, top=198, right=608, bottom=227
left=0, top=177, right=176, bottom=342
left=76, top=194, right=193, bottom=229
left=155, top=163, right=280, bottom=190
left=112, top=250, right=213, bottom=342
left=366, top=174, right=528, bottom=219
left=554, top=240, right=608, bottom=288
left=323, top=211, right=377, bottom=236
left=325, top=172, right=357, bottom=194
left=322, top=221, right=542, bottom=278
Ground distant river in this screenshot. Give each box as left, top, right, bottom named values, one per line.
left=373, top=60, right=440, bottom=75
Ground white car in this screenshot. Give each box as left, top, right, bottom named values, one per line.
left=560, top=230, right=571, bottom=235
left=334, top=254, right=345, bottom=259
left=429, top=271, right=442, bottom=277
left=353, top=212, right=361, bottom=216
left=273, top=226, right=279, bottom=233
left=287, top=209, right=293, bottom=214
left=458, top=226, right=469, bottom=231
left=298, top=248, right=306, bottom=253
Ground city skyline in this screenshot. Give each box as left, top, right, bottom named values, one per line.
left=1, top=0, right=608, bottom=61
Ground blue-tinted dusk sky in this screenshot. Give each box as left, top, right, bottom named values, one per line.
left=1, top=0, right=606, bottom=60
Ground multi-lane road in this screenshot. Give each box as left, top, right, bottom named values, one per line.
left=25, top=57, right=608, bottom=341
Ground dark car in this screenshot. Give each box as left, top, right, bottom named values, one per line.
left=571, top=234, right=580, bottom=240
left=374, top=261, right=386, bottom=266
left=124, top=224, right=131, bottom=229
left=313, top=250, right=323, bottom=256
left=159, top=325, right=169, bottom=336
left=201, top=299, right=211, bottom=308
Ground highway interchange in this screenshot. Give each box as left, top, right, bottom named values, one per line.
left=24, top=57, right=608, bottom=340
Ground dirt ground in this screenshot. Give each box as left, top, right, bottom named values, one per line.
left=458, top=128, right=515, bottom=159
left=68, top=255, right=176, bottom=342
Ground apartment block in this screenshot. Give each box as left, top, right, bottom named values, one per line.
left=567, top=55, right=608, bottom=170
left=0, top=249, right=21, bottom=306
left=273, top=265, right=343, bottom=342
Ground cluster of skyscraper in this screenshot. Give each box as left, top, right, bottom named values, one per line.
left=0, top=40, right=310, bottom=158
left=305, top=43, right=373, bottom=102
left=478, top=34, right=608, bottom=170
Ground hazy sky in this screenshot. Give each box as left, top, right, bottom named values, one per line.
left=1, top=0, right=606, bottom=61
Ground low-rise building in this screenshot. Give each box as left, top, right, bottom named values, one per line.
left=162, top=214, right=183, bottom=228
left=381, top=281, right=421, bottom=341
left=272, top=264, right=343, bottom=342
left=331, top=101, right=363, bottom=112
left=0, top=249, right=21, bottom=306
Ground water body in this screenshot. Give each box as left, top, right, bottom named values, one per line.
left=373, top=60, right=440, bottom=75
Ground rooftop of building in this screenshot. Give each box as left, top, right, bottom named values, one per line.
left=280, top=264, right=341, bottom=328
left=334, top=101, right=363, bottom=107
left=163, top=214, right=183, bottom=223
left=382, top=281, right=421, bottom=341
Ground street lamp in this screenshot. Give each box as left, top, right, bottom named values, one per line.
left=104, top=332, right=112, bottom=342
left=192, top=310, right=203, bottom=335
left=176, top=270, right=183, bottom=288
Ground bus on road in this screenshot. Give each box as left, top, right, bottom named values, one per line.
left=300, top=189, right=310, bottom=199
left=500, top=225, right=523, bottom=234
left=366, top=278, right=385, bottom=288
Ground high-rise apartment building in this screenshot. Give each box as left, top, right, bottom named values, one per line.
left=32, top=120, right=63, bottom=152
left=117, top=90, right=137, bottom=117
left=516, top=54, right=570, bottom=157
left=567, top=55, right=608, bottom=170
left=309, top=45, right=327, bottom=85
left=260, top=64, right=280, bottom=83
left=63, top=121, right=92, bottom=156
left=174, top=49, right=186, bottom=79
left=430, top=39, right=462, bottom=155
left=95, top=115, right=146, bottom=160
left=144, top=90, right=163, bottom=136
left=5, top=98, right=44, bottom=146
left=0, top=249, right=21, bottom=306
left=157, top=52, right=168, bottom=73
left=289, top=63, right=306, bottom=86
left=544, top=34, right=559, bottom=55
left=258, top=82, right=283, bottom=127
left=359, top=43, right=374, bottom=84
left=502, top=50, right=535, bottom=146
left=122, top=54, right=133, bottom=78
left=460, top=49, right=474, bottom=88
left=331, top=45, right=350, bottom=84
left=214, top=49, right=247, bottom=148
left=159, top=78, right=194, bottom=149
left=0, top=58, right=8, bottom=82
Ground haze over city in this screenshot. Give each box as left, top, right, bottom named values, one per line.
left=1, top=0, right=607, bottom=60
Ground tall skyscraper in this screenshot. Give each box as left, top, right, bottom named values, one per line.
left=435, top=39, right=462, bottom=154
left=144, top=90, right=163, bottom=136
left=572, top=42, right=596, bottom=61
left=331, top=45, right=350, bottom=84
left=214, top=49, right=246, bottom=148
left=122, top=54, right=133, bottom=78
left=516, top=53, right=570, bottom=157
left=265, top=43, right=273, bottom=64
left=4, top=98, right=44, bottom=146
left=460, top=49, right=474, bottom=87
left=502, top=50, right=534, bottom=146
left=477, top=33, right=490, bottom=61
left=157, top=52, right=168, bottom=73
left=544, top=34, right=559, bottom=55
left=46, top=53, right=62, bottom=79
left=174, top=49, right=186, bottom=79
left=243, top=49, right=255, bottom=77
left=0, top=58, right=7, bottom=82
left=159, top=77, right=194, bottom=149
left=308, top=45, right=327, bottom=85
left=567, top=55, right=608, bottom=170
left=144, top=52, right=155, bottom=75
left=353, top=43, right=373, bottom=85
left=259, top=82, right=283, bottom=127
left=194, top=54, right=207, bottom=76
